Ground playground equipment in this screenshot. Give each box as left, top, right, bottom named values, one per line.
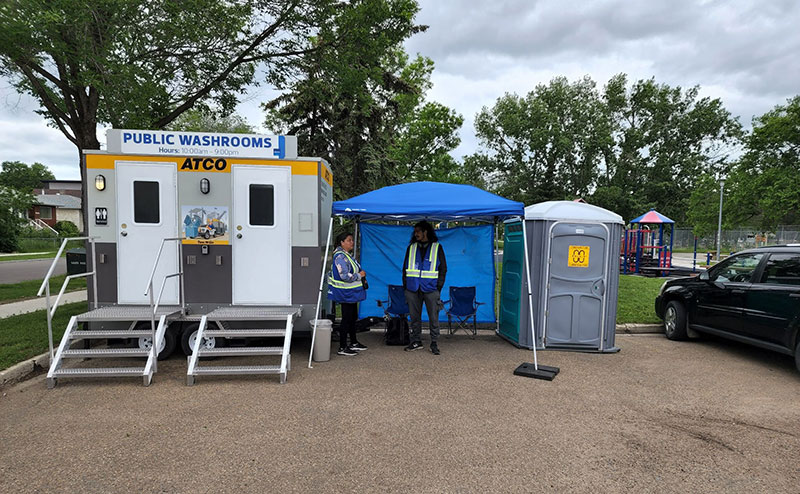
left=621, top=209, right=674, bottom=276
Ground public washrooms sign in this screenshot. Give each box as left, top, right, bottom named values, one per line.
left=106, top=129, right=298, bottom=160
left=568, top=245, right=590, bottom=267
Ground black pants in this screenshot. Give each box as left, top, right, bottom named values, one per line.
left=339, top=303, right=358, bottom=349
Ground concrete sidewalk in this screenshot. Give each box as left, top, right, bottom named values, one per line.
left=0, top=290, right=87, bottom=318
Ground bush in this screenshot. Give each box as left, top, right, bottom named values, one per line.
left=0, top=219, right=20, bottom=252
left=55, top=220, right=79, bottom=237
left=19, top=225, right=58, bottom=238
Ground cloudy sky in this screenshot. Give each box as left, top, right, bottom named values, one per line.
left=1, top=0, right=798, bottom=179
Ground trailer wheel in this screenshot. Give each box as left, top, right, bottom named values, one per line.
left=181, top=322, right=225, bottom=356
left=135, top=322, right=177, bottom=360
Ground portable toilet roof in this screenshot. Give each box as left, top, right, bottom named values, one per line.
left=524, top=200, right=624, bottom=224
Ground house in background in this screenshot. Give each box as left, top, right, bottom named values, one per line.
left=28, top=179, right=83, bottom=232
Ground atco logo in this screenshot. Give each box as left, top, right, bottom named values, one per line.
left=180, top=157, right=228, bottom=171
left=568, top=245, right=590, bottom=267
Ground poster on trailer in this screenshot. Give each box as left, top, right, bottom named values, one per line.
left=181, top=205, right=230, bottom=244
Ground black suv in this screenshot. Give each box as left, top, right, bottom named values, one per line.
left=655, top=245, right=800, bottom=372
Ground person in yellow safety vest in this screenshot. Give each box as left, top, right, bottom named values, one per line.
left=402, top=220, right=447, bottom=355
left=327, top=231, right=369, bottom=356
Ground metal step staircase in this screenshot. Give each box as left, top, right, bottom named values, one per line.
left=42, top=236, right=185, bottom=388
left=46, top=306, right=182, bottom=388
left=186, top=307, right=300, bottom=385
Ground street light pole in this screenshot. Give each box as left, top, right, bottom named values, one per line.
left=716, top=179, right=725, bottom=261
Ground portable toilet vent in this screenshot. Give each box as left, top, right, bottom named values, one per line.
left=499, top=201, right=623, bottom=353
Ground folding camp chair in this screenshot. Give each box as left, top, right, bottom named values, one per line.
left=443, top=286, right=484, bottom=338
left=377, top=284, right=409, bottom=320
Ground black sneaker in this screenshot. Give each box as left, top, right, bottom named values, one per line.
left=350, top=342, right=368, bottom=351
left=404, top=341, right=423, bottom=351
left=337, top=347, right=357, bottom=356
left=430, top=343, right=440, bottom=355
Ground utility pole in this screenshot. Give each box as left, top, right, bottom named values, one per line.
left=716, top=179, right=725, bottom=261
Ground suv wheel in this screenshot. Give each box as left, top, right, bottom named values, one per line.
left=664, top=300, right=688, bottom=341
left=795, top=340, right=800, bottom=373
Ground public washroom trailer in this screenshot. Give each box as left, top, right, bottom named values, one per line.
left=44, top=129, right=332, bottom=387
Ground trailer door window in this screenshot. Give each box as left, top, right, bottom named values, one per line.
left=249, top=184, right=274, bottom=226
left=133, top=181, right=160, bottom=224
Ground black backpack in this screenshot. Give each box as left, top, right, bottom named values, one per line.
left=385, top=317, right=410, bottom=346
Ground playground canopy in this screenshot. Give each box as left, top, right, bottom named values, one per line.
left=630, top=209, right=674, bottom=224
left=331, top=181, right=524, bottom=221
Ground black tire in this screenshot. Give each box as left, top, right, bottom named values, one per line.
left=134, top=322, right=177, bottom=360
left=664, top=300, right=688, bottom=340
left=795, top=339, right=800, bottom=374
left=203, top=231, right=211, bottom=239
left=180, top=322, right=224, bottom=356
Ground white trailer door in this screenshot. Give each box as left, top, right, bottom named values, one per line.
left=232, top=165, right=291, bottom=305
left=116, top=162, right=179, bottom=304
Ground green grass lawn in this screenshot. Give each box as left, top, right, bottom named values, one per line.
left=0, top=302, right=87, bottom=370
left=0, top=274, right=87, bottom=304
left=616, top=274, right=664, bottom=324
left=0, top=251, right=63, bottom=262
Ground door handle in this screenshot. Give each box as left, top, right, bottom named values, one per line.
left=731, top=289, right=745, bottom=294
left=790, top=293, right=800, bottom=298
left=120, top=231, right=128, bottom=237
left=236, top=233, right=242, bottom=239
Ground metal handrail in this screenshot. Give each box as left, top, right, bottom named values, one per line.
left=50, top=272, right=94, bottom=318
left=143, top=237, right=185, bottom=371
left=143, top=237, right=185, bottom=309
left=153, top=273, right=183, bottom=315
left=38, top=236, right=98, bottom=362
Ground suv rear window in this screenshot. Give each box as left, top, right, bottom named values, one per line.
left=759, top=254, right=800, bottom=286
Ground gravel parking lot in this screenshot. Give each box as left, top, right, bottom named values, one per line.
left=1, top=332, right=798, bottom=493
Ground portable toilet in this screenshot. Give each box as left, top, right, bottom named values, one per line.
left=498, top=201, right=623, bottom=353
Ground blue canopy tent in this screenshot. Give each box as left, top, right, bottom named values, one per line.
left=308, top=181, right=526, bottom=368
left=331, top=181, right=524, bottom=221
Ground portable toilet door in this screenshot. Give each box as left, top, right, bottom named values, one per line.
left=116, top=161, right=180, bottom=304
left=231, top=164, right=291, bottom=305
left=543, top=221, right=611, bottom=349
left=498, top=221, right=525, bottom=344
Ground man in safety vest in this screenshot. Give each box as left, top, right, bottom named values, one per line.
left=402, top=220, right=447, bottom=355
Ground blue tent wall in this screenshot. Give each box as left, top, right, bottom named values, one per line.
left=358, top=223, right=496, bottom=323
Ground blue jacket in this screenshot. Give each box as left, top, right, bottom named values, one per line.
left=327, top=248, right=366, bottom=303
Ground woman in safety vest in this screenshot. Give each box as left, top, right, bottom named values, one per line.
left=327, top=231, right=368, bottom=356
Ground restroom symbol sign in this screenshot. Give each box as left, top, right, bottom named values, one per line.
left=95, top=207, right=108, bottom=225
left=568, top=245, right=590, bottom=267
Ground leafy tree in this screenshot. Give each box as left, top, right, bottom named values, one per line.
left=264, top=0, right=462, bottom=199
left=596, top=74, right=741, bottom=223
left=389, top=102, right=464, bottom=182
left=0, top=161, right=55, bottom=192
left=724, top=96, right=800, bottom=229
left=469, top=76, right=609, bottom=206
left=467, top=74, right=741, bottom=223
left=0, top=187, right=32, bottom=252
left=0, top=0, right=382, bottom=225
left=167, top=109, right=255, bottom=134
